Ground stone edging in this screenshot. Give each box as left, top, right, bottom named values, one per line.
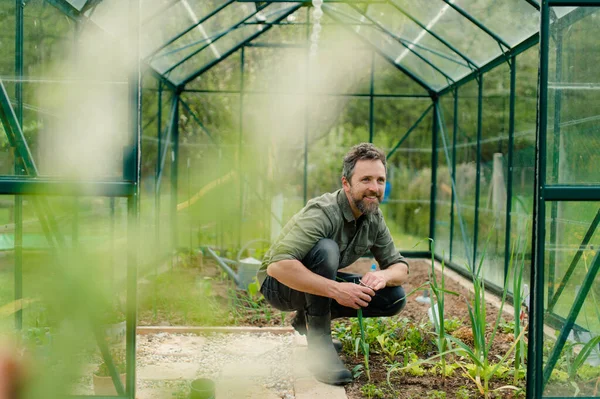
left=136, top=326, right=295, bottom=335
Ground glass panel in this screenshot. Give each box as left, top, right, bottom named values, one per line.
left=378, top=99, right=432, bottom=251
left=325, top=4, right=447, bottom=90
left=512, top=45, right=538, bottom=291
left=185, top=51, right=242, bottom=91
left=454, top=0, right=539, bottom=47
left=546, top=8, right=600, bottom=185
left=451, top=80, right=478, bottom=270
left=167, top=3, right=298, bottom=84
left=374, top=54, right=429, bottom=96
left=19, top=0, right=129, bottom=179
left=142, top=0, right=232, bottom=59
left=150, top=2, right=257, bottom=75
left=543, top=201, right=600, bottom=398
left=477, top=64, right=511, bottom=288
left=366, top=3, right=471, bottom=81
left=0, top=1, right=16, bottom=175
left=243, top=92, right=304, bottom=233
left=243, top=46, right=308, bottom=94
left=435, top=93, right=455, bottom=258
left=391, top=0, right=500, bottom=67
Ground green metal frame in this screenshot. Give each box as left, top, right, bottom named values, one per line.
left=387, top=0, right=479, bottom=70
left=347, top=4, right=456, bottom=84
left=14, top=0, right=24, bottom=331
left=429, top=98, right=438, bottom=247
left=179, top=4, right=303, bottom=88
left=504, top=56, right=516, bottom=283
left=439, top=0, right=510, bottom=50
left=528, top=3, right=600, bottom=398
left=472, top=75, right=483, bottom=270
left=161, top=3, right=272, bottom=77
left=323, top=6, right=435, bottom=96
left=386, top=104, right=433, bottom=160
left=15, top=3, right=600, bottom=399
left=145, top=0, right=236, bottom=59
left=449, top=88, right=458, bottom=260
left=436, top=100, right=473, bottom=268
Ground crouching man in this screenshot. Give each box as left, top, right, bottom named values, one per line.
left=256, top=143, right=409, bottom=385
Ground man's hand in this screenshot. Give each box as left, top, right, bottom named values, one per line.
left=332, top=282, right=375, bottom=309
left=359, top=271, right=387, bottom=291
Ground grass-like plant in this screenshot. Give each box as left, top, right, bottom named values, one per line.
left=446, top=243, right=525, bottom=398
left=428, top=241, right=459, bottom=380
left=356, top=308, right=371, bottom=381
left=510, top=238, right=527, bottom=386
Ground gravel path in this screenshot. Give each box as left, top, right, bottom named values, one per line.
left=74, top=331, right=296, bottom=398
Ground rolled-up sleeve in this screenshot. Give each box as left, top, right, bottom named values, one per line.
left=370, top=218, right=409, bottom=271
left=269, top=205, right=333, bottom=264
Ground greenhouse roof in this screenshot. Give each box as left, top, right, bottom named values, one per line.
left=50, top=0, right=583, bottom=95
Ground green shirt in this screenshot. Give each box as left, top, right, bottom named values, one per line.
left=258, top=189, right=408, bottom=286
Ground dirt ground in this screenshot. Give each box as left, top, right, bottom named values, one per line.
left=340, top=258, right=522, bottom=399
left=139, top=256, right=525, bottom=398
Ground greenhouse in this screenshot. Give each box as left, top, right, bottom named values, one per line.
left=0, top=0, right=599, bottom=398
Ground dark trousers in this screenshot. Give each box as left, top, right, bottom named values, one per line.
left=260, top=239, right=406, bottom=318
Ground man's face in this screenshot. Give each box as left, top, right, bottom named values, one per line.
left=343, top=159, right=386, bottom=216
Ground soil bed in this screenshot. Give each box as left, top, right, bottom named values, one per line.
left=338, top=258, right=524, bottom=399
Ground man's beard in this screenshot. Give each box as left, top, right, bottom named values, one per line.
left=353, top=191, right=381, bottom=215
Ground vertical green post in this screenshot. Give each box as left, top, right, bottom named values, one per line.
left=126, top=0, right=141, bottom=397
left=369, top=51, right=375, bottom=143
left=449, top=88, right=458, bottom=261
left=504, top=56, right=516, bottom=284
left=472, top=74, right=483, bottom=270
left=548, top=27, right=563, bottom=302
left=303, top=7, right=310, bottom=205
left=527, top=2, right=550, bottom=398
left=14, top=0, right=24, bottom=331
left=239, top=46, right=245, bottom=250
left=429, top=97, right=438, bottom=248
left=171, top=93, right=180, bottom=255
left=154, top=82, right=162, bottom=317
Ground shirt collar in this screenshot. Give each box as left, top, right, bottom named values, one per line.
left=337, top=189, right=356, bottom=223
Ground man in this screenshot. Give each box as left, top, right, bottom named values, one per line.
left=257, top=143, right=409, bottom=385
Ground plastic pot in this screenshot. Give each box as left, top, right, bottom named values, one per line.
left=190, top=378, right=215, bottom=399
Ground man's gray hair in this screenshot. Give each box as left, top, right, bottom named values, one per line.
left=342, top=143, right=387, bottom=182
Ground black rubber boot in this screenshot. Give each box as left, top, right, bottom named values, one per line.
left=306, top=314, right=353, bottom=385
left=293, top=310, right=343, bottom=353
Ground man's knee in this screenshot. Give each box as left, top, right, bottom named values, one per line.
left=303, top=239, right=340, bottom=279
left=386, top=286, right=406, bottom=315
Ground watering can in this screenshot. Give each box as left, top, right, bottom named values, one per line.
left=204, top=239, right=270, bottom=290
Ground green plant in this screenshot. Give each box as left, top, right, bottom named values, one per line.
left=559, top=336, right=600, bottom=396
left=446, top=241, right=525, bottom=399
left=456, top=386, right=472, bottom=399
left=443, top=317, right=463, bottom=334
left=428, top=243, right=459, bottom=380
left=356, top=308, right=371, bottom=381
left=510, top=237, right=527, bottom=386
left=427, top=389, right=446, bottom=399
left=360, top=382, right=384, bottom=398
left=95, top=349, right=126, bottom=377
